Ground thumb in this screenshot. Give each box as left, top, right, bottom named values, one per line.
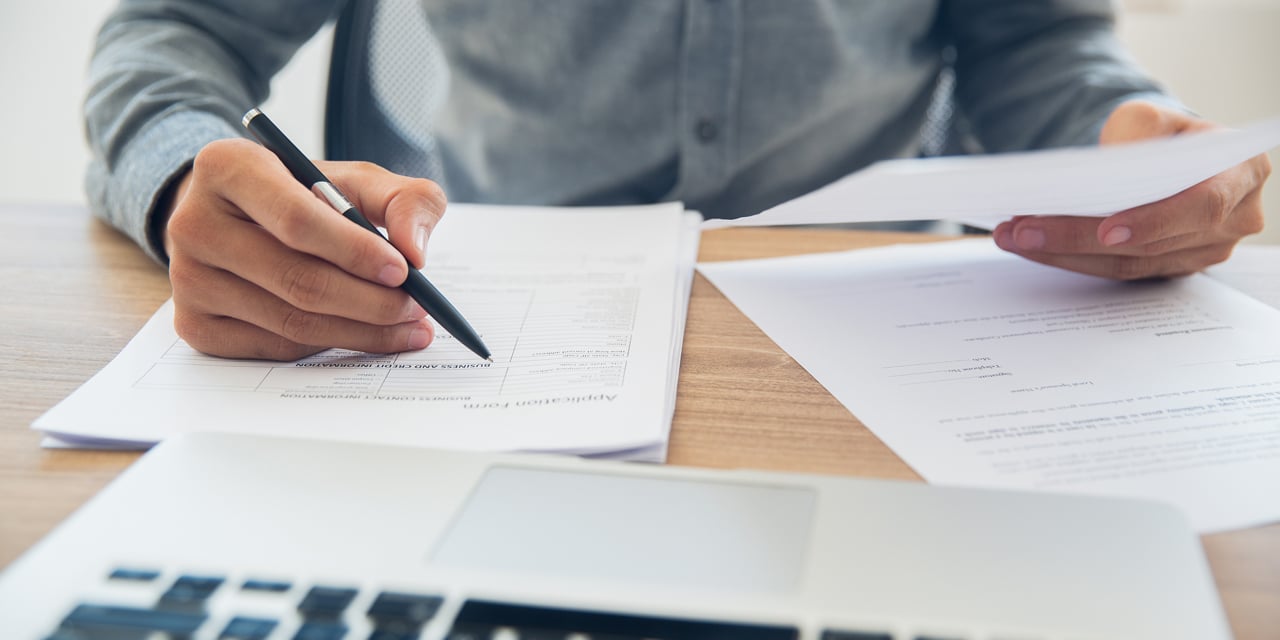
left=1099, top=100, right=1209, bottom=145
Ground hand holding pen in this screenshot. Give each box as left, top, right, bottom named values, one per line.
left=160, top=111, right=481, bottom=361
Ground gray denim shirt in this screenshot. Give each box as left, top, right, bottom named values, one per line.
left=84, top=0, right=1173, bottom=263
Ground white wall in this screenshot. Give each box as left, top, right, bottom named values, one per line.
left=1116, top=0, right=1280, bottom=244
left=1, top=2, right=1276, bottom=243
left=0, top=2, right=330, bottom=206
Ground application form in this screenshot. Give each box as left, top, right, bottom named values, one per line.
left=699, top=239, right=1280, bottom=532
left=35, top=203, right=701, bottom=461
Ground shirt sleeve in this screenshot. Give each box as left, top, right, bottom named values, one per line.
left=942, top=0, right=1187, bottom=154
left=83, top=0, right=343, bottom=264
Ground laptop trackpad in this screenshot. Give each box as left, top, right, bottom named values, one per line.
left=429, top=466, right=816, bottom=595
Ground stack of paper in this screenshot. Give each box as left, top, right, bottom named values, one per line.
left=35, top=203, right=701, bottom=462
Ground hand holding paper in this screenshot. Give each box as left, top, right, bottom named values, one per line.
left=994, top=101, right=1273, bottom=280
left=705, top=104, right=1279, bottom=280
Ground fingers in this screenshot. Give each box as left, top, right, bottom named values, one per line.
left=994, top=98, right=1271, bottom=281
left=171, top=258, right=435, bottom=359
left=994, top=154, right=1267, bottom=280
left=1098, top=156, right=1269, bottom=250
left=174, top=211, right=427, bottom=326
left=165, top=139, right=450, bottom=361
left=993, top=216, right=1239, bottom=280
left=994, top=239, right=1237, bottom=281
left=191, top=139, right=411, bottom=287
left=321, top=160, right=447, bottom=269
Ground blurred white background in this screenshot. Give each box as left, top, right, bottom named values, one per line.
left=0, top=1, right=1276, bottom=243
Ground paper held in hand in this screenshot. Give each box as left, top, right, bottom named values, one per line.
left=703, top=115, right=1280, bottom=228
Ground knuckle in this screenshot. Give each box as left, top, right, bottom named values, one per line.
left=415, top=178, right=448, bottom=211
left=192, top=138, right=255, bottom=183
left=168, top=258, right=219, bottom=301
left=1136, top=235, right=1179, bottom=257
left=371, top=324, right=411, bottom=353
left=1205, top=244, right=1234, bottom=268
left=268, top=199, right=314, bottom=247
left=1112, top=256, right=1154, bottom=281
left=372, top=292, right=411, bottom=324
left=278, top=260, right=330, bottom=309
left=278, top=306, right=323, bottom=342
left=351, top=160, right=381, bottom=175
left=348, top=234, right=390, bottom=273
left=1241, top=213, right=1265, bottom=237
left=167, top=258, right=198, bottom=291
left=165, top=205, right=198, bottom=243
left=260, top=337, right=315, bottom=362
left=172, top=309, right=205, bottom=347
left=1201, top=185, right=1231, bottom=227
left=173, top=309, right=226, bottom=358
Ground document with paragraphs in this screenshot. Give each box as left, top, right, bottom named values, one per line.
left=699, top=239, right=1280, bottom=532
left=35, top=203, right=701, bottom=462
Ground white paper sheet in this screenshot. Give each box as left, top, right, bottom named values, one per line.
left=1206, top=244, right=1280, bottom=311
left=35, top=203, right=701, bottom=462
left=703, top=116, right=1280, bottom=228
left=699, top=239, right=1280, bottom=532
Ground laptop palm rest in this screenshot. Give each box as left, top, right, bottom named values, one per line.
left=430, top=467, right=816, bottom=595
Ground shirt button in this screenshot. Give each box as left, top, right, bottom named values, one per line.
left=695, top=119, right=719, bottom=143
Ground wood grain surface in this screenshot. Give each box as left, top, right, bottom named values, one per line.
left=1, top=206, right=1275, bottom=638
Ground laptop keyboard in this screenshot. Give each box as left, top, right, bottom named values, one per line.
left=39, top=566, right=979, bottom=640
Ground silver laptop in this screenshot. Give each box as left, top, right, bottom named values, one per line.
left=0, top=432, right=1229, bottom=640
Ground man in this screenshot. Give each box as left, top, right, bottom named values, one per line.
left=85, top=0, right=1270, bottom=361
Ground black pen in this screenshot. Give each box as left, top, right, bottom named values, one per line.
left=242, top=108, right=492, bottom=362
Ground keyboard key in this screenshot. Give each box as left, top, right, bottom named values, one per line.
left=293, top=620, right=349, bottom=640
left=60, top=603, right=206, bottom=635
left=368, top=630, right=421, bottom=640
left=367, top=591, right=443, bottom=627
left=298, top=586, right=359, bottom=619
left=159, top=575, right=225, bottom=608
left=518, top=630, right=574, bottom=640
left=242, top=578, right=293, bottom=593
left=822, top=631, right=893, bottom=640
left=108, top=567, right=162, bottom=582
left=220, top=616, right=279, bottom=639
left=450, top=599, right=798, bottom=639
left=443, top=623, right=492, bottom=640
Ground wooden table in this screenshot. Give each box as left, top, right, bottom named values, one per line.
left=1, top=204, right=1276, bottom=638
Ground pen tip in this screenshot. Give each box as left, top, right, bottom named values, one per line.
left=485, top=357, right=494, bottom=363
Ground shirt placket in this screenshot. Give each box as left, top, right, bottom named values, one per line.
left=676, top=0, right=741, bottom=204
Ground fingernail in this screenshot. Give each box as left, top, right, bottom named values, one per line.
left=415, top=225, right=428, bottom=260
left=378, top=264, right=403, bottom=287
left=1015, top=228, right=1046, bottom=250
left=408, top=325, right=431, bottom=350
left=993, top=226, right=1012, bottom=249
left=1102, top=225, right=1132, bottom=246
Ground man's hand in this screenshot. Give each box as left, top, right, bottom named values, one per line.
left=993, top=100, right=1271, bottom=279
left=164, top=138, right=446, bottom=360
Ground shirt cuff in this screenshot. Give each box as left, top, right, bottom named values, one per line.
left=88, top=110, right=243, bottom=265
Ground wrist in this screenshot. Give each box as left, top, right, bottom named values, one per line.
left=151, top=166, right=194, bottom=264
